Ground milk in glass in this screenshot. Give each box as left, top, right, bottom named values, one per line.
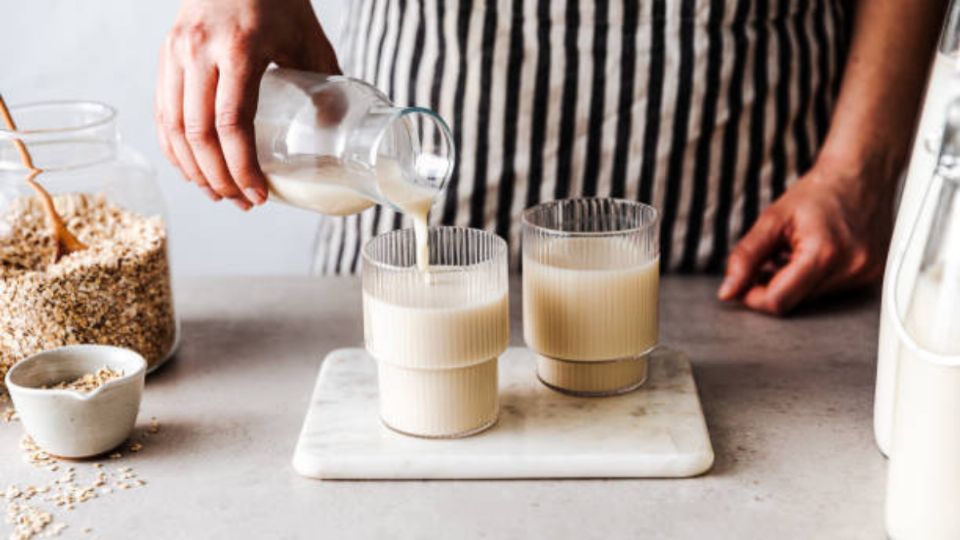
left=523, top=238, right=659, bottom=361
left=362, top=229, right=509, bottom=438
left=523, top=230, right=659, bottom=395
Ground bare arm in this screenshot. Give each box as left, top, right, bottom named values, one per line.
left=719, top=0, right=949, bottom=315
left=822, top=0, right=949, bottom=182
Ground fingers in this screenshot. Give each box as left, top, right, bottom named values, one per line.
left=159, top=43, right=218, bottom=200
left=155, top=51, right=179, bottom=169
left=183, top=61, right=251, bottom=210
left=741, top=242, right=836, bottom=315
left=299, top=20, right=342, bottom=75
left=726, top=218, right=881, bottom=315
left=811, top=246, right=883, bottom=298
left=717, top=215, right=784, bottom=301
left=215, top=59, right=268, bottom=205
left=315, top=31, right=343, bottom=75
left=157, top=3, right=343, bottom=210
left=157, top=23, right=268, bottom=210
left=282, top=16, right=342, bottom=75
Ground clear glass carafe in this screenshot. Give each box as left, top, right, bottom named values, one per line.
left=255, top=68, right=454, bottom=216
left=886, top=98, right=960, bottom=540
left=0, top=101, right=179, bottom=380
left=875, top=0, right=960, bottom=456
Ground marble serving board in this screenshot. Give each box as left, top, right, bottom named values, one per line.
left=293, top=347, right=714, bottom=480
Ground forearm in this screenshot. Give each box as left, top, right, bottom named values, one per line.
left=817, top=0, right=948, bottom=188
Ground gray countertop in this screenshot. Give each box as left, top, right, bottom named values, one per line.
left=0, top=276, right=886, bottom=539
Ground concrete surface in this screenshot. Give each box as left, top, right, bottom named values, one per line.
left=0, top=276, right=886, bottom=539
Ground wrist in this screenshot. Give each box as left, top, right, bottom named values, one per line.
left=813, top=134, right=909, bottom=192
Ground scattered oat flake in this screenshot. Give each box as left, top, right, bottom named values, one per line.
left=44, top=522, right=67, bottom=537
left=5, top=501, right=53, bottom=540
left=1, top=407, right=18, bottom=423
left=3, top=415, right=161, bottom=539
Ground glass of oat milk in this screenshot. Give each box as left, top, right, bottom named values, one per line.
left=886, top=99, right=960, bottom=540
left=362, top=227, right=509, bottom=438
left=522, top=198, right=659, bottom=396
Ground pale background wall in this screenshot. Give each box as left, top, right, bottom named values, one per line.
left=3, top=1, right=348, bottom=276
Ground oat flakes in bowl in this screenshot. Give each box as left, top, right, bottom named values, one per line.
left=5, top=344, right=146, bottom=458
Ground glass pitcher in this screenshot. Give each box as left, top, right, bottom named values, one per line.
left=254, top=68, right=454, bottom=216
left=875, top=1, right=960, bottom=456
left=0, top=100, right=179, bottom=379
left=886, top=98, right=960, bottom=540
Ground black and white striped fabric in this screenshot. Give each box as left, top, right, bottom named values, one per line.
left=315, top=0, right=850, bottom=275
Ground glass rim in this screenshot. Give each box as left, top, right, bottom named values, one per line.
left=521, top=197, right=660, bottom=237
left=362, top=225, right=507, bottom=272
left=0, top=101, right=117, bottom=141
left=375, top=106, right=455, bottom=202
left=393, top=105, right=455, bottom=183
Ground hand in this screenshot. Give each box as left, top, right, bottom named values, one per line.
left=717, top=159, right=894, bottom=315
left=156, top=0, right=340, bottom=210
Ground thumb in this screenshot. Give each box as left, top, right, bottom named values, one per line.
left=301, top=26, right=342, bottom=75
left=276, top=20, right=342, bottom=75
left=310, top=31, right=342, bottom=75
left=718, top=213, right=785, bottom=300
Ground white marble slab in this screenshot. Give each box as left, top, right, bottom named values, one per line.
left=293, top=347, right=714, bottom=480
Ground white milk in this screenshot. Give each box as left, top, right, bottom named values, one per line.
left=875, top=51, right=960, bottom=456
left=377, top=165, right=435, bottom=272
left=523, top=237, right=659, bottom=393
left=363, top=268, right=508, bottom=437
left=364, top=269, right=509, bottom=368
left=264, top=156, right=376, bottom=216
left=886, top=271, right=960, bottom=540
left=265, top=156, right=436, bottom=270
left=377, top=358, right=498, bottom=438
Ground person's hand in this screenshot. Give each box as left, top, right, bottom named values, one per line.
left=156, top=0, right=340, bottom=210
left=717, top=158, right=894, bottom=315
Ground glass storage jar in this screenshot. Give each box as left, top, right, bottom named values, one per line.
left=0, top=101, right=179, bottom=383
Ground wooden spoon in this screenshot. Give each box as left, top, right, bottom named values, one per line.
left=0, top=94, right=87, bottom=262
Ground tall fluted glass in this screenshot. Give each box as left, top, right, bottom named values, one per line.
left=522, top=198, right=659, bottom=396
left=362, top=227, right=508, bottom=438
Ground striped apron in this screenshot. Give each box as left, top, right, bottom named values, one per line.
left=315, top=0, right=850, bottom=275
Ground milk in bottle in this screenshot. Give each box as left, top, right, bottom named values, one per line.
left=885, top=108, right=960, bottom=537
left=254, top=68, right=453, bottom=270
left=875, top=39, right=960, bottom=456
